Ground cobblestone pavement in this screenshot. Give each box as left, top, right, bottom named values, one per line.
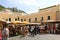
left=9, top=34, right=60, bottom=40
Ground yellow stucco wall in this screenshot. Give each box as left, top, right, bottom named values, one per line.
left=0, top=4, right=60, bottom=23
left=0, top=12, right=18, bottom=22
left=20, top=5, right=59, bottom=23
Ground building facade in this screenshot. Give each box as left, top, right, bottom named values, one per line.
left=20, top=4, right=60, bottom=23
left=0, top=4, right=60, bottom=24
left=0, top=9, right=20, bottom=22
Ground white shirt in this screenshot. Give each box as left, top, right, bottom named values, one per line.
left=40, top=25, right=44, bottom=29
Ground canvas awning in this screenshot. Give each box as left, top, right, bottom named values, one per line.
left=6, top=21, right=11, bottom=23
left=27, top=23, right=41, bottom=26
left=42, top=20, right=56, bottom=23
left=11, top=21, right=22, bottom=24
left=0, top=19, right=6, bottom=24
left=21, top=21, right=29, bottom=24
left=46, top=20, right=56, bottom=22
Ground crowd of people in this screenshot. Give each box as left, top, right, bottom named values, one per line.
left=0, top=23, right=60, bottom=40
left=8, top=23, right=58, bottom=37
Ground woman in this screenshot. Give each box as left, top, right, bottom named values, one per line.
left=2, top=26, right=9, bottom=40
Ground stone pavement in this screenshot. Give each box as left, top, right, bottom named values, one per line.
left=9, top=34, right=60, bottom=40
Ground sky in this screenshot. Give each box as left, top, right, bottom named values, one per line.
left=0, top=0, right=60, bottom=14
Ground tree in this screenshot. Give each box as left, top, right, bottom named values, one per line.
left=0, top=5, right=5, bottom=10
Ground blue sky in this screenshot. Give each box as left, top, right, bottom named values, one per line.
left=0, top=0, right=60, bottom=14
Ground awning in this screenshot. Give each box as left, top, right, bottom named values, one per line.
left=11, top=21, right=22, bottom=24
left=0, top=19, right=6, bottom=24
left=42, top=20, right=56, bottom=23
left=21, top=21, right=29, bottom=24
left=46, top=20, right=56, bottom=22
left=27, top=23, right=41, bottom=26
left=6, top=21, right=11, bottom=23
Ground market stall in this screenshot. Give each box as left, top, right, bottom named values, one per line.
left=7, top=21, right=30, bottom=37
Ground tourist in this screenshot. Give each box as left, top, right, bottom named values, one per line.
left=24, top=26, right=28, bottom=36
left=9, top=26, right=13, bottom=37
left=44, top=24, right=48, bottom=33
left=30, top=26, right=35, bottom=37
left=36, top=26, right=40, bottom=34
left=19, top=26, right=23, bottom=38
left=22, top=26, right=26, bottom=37
left=2, top=26, right=9, bottom=40
left=53, top=24, right=56, bottom=34
left=34, top=26, right=40, bottom=35
left=40, top=24, right=45, bottom=34
left=33, top=26, right=37, bottom=35
left=48, top=24, right=54, bottom=34
left=28, top=26, right=31, bottom=35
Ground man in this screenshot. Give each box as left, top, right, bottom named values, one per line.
left=31, top=26, right=35, bottom=37
left=44, top=24, right=48, bottom=33
left=2, top=26, right=9, bottom=40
